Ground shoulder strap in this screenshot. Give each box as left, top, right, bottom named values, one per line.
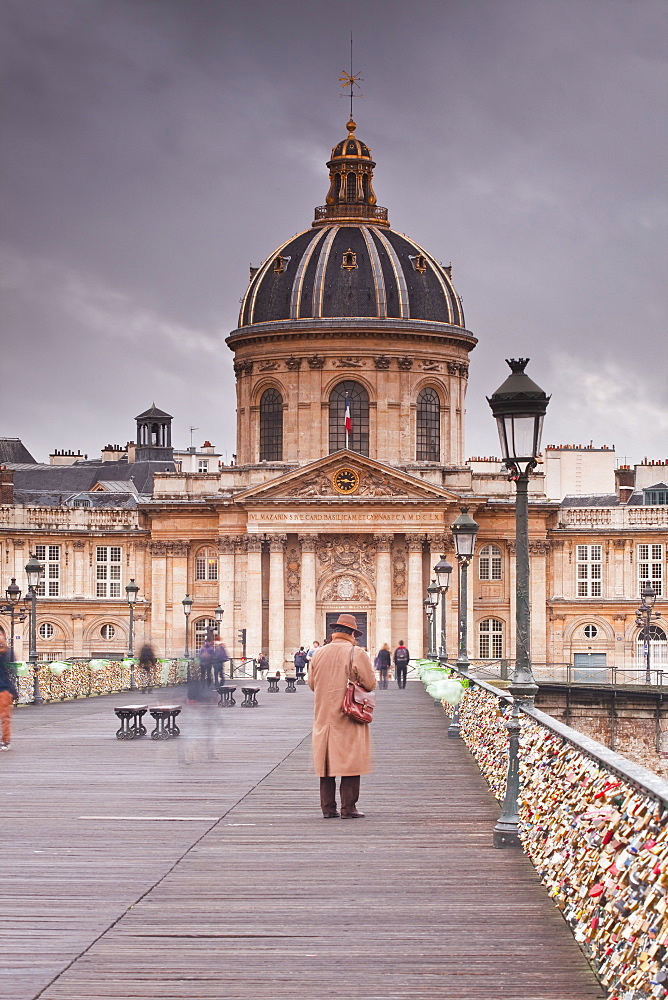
left=348, top=644, right=355, bottom=681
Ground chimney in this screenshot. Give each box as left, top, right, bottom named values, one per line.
left=615, top=465, right=635, bottom=503
left=0, top=466, right=14, bottom=505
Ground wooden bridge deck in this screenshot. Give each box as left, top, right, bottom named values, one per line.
left=2, top=682, right=604, bottom=1000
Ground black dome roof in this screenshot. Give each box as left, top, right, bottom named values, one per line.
left=239, top=225, right=464, bottom=328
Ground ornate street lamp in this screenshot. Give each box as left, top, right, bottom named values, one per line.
left=25, top=553, right=45, bottom=705
left=182, top=594, right=193, bottom=659
left=487, top=357, right=550, bottom=848
left=451, top=508, right=479, bottom=675
left=636, top=585, right=660, bottom=684
left=125, top=578, right=139, bottom=690
left=0, top=578, right=26, bottom=650
left=426, top=580, right=439, bottom=659
left=423, top=597, right=433, bottom=658
left=215, top=605, right=224, bottom=629
left=433, top=555, right=453, bottom=661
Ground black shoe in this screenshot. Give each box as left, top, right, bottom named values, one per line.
left=341, top=810, right=365, bottom=819
left=323, top=811, right=340, bottom=819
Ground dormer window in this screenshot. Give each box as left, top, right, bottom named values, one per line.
left=409, top=254, right=428, bottom=273
left=272, top=255, right=290, bottom=275
left=342, top=249, right=358, bottom=271
left=644, top=485, right=668, bottom=505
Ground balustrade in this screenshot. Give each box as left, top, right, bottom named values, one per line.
left=435, top=674, right=668, bottom=999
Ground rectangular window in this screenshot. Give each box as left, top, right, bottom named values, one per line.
left=638, top=543, right=663, bottom=597
left=96, top=546, right=122, bottom=598
left=198, top=459, right=209, bottom=473
left=34, top=544, right=60, bottom=597
left=576, top=544, right=602, bottom=597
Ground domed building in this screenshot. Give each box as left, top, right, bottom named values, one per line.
left=123, top=118, right=552, bottom=672
left=227, top=117, right=476, bottom=471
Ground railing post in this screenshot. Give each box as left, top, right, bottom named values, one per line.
left=492, top=698, right=522, bottom=848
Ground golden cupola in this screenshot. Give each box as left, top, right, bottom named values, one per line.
left=313, top=118, right=388, bottom=228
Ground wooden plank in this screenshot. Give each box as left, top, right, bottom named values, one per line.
left=2, top=685, right=604, bottom=999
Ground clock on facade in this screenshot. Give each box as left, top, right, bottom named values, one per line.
left=332, top=467, right=360, bottom=494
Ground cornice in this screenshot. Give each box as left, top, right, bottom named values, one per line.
left=226, top=317, right=477, bottom=351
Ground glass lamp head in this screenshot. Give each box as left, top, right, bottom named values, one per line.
left=215, top=605, right=224, bottom=623
left=25, top=553, right=44, bottom=589
left=125, top=578, right=139, bottom=604
left=487, top=358, right=550, bottom=473
left=5, top=578, right=21, bottom=604
left=426, top=579, right=440, bottom=608
left=451, top=507, right=479, bottom=560
left=433, top=555, right=453, bottom=591
left=182, top=594, right=193, bottom=617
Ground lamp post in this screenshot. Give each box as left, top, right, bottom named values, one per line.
left=426, top=579, right=439, bottom=658
left=125, top=578, right=139, bottom=690
left=636, top=585, right=660, bottom=684
left=451, top=509, right=479, bottom=677
left=488, top=357, right=550, bottom=848
left=433, top=555, right=453, bottom=661
left=182, top=594, right=193, bottom=658
left=0, top=578, right=26, bottom=649
left=448, top=509, right=479, bottom=739
left=24, top=553, right=45, bottom=706
left=423, top=598, right=434, bottom=659
left=215, top=604, right=224, bottom=634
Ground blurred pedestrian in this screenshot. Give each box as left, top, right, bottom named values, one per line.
left=138, top=643, right=156, bottom=692
left=199, top=640, right=215, bottom=686
left=0, top=639, right=18, bottom=750
left=293, top=646, right=307, bottom=681
left=257, top=653, right=269, bottom=680
left=376, top=643, right=391, bottom=689
left=308, top=613, right=376, bottom=819
left=213, top=641, right=229, bottom=687
left=394, top=641, right=410, bottom=689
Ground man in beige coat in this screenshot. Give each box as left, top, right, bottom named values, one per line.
left=308, top=613, right=377, bottom=819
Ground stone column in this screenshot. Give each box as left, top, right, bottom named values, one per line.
left=73, top=540, right=85, bottom=597
left=507, top=539, right=517, bottom=659
left=374, top=534, right=393, bottom=654
left=406, top=534, right=425, bottom=658
left=168, top=541, right=189, bottom=660
left=71, top=613, right=85, bottom=659
left=613, top=539, right=626, bottom=598
left=149, top=541, right=168, bottom=657
left=217, top=536, right=236, bottom=649
left=529, top=540, right=549, bottom=667
left=298, top=535, right=317, bottom=648
left=268, top=534, right=287, bottom=673
left=245, top=535, right=264, bottom=662
left=12, top=538, right=25, bottom=582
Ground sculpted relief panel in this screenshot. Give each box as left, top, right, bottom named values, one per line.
left=320, top=574, right=373, bottom=603
left=316, top=534, right=376, bottom=583
left=287, top=471, right=408, bottom=499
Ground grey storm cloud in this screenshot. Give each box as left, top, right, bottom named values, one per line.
left=1, top=0, right=666, bottom=464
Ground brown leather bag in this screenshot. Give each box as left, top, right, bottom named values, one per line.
left=341, top=647, right=375, bottom=724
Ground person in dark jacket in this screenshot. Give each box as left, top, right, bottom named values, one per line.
left=199, top=640, right=215, bottom=686
left=0, top=640, right=18, bottom=750
left=376, top=643, right=391, bottom=689
left=393, top=641, right=410, bottom=689
left=293, top=646, right=308, bottom=681
left=212, top=641, right=229, bottom=687
left=138, top=643, right=156, bottom=692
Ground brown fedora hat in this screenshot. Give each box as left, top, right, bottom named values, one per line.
left=331, top=613, right=362, bottom=636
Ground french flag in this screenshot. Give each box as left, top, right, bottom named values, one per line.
left=344, top=393, right=352, bottom=446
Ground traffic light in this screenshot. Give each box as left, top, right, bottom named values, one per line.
left=237, top=628, right=247, bottom=657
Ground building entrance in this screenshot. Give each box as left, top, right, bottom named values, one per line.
left=573, top=652, right=607, bottom=682
left=325, top=612, right=368, bottom=650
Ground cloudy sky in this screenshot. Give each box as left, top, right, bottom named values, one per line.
left=2, top=0, right=666, bottom=466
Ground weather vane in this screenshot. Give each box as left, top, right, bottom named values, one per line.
left=339, top=33, right=363, bottom=120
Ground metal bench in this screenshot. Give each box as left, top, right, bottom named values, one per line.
left=241, top=686, right=260, bottom=708
left=285, top=677, right=297, bottom=693
left=149, top=705, right=182, bottom=739
left=217, top=685, right=237, bottom=707
left=114, top=705, right=148, bottom=740
left=267, top=676, right=280, bottom=693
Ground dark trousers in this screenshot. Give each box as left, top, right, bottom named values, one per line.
left=396, top=664, right=407, bottom=688
left=320, top=775, right=360, bottom=816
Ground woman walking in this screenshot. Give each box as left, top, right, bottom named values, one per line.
left=308, top=613, right=376, bottom=819
left=376, top=643, right=391, bottom=689
left=0, top=640, right=18, bottom=750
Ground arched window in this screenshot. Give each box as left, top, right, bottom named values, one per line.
left=194, top=618, right=217, bottom=652
left=195, top=546, right=218, bottom=582
left=259, top=388, right=283, bottom=461
left=416, top=387, right=440, bottom=462
left=100, top=624, right=116, bottom=640
left=479, top=618, right=504, bottom=659
left=636, top=625, right=667, bottom=668
left=346, top=172, right=357, bottom=202
left=39, top=622, right=55, bottom=640
left=329, top=381, right=369, bottom=456
left=479, top=544, right=502, bottom=581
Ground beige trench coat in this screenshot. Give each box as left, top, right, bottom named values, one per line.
left=308, top=632, right=377, bottom=777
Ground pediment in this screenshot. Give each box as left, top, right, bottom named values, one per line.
left=234, top=451, right=460, bottom=502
